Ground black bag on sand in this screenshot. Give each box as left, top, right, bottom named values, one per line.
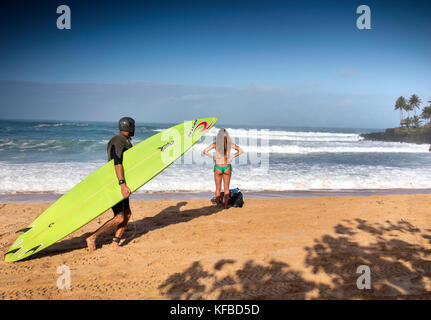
left=210, top=188, right=244, bottom=207
left=229, top=188, right=244, bottom=208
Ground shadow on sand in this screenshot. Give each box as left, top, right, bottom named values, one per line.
left=158, top=219, right=431, bottom=299
left=26, top=201, right=224, bottom=261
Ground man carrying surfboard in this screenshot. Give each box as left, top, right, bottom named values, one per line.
left=86, top=117, right=135, bottom=251
left=5, top=117, right=218, bottom=262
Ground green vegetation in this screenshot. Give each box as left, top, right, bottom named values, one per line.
left=394, top=94, right=431, bottom=128
left=392, top=126, right=431, bottom=135
left=361, top=95, right=431, bottom=144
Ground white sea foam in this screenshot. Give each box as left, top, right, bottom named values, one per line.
left=1, top=160, right=431, bottom=194
left=34, top=123, right=89, bottom=128
left=207, top=127, right=361, bottom=141
left=0, top=139, right=109, bottom=153
left=2, top=124, right=431, bottom=194
left=155, top=126, right=360, bottom=141
left=0, top=162, right=103, bottom=194
left=192, top=140, right=429, bottom=154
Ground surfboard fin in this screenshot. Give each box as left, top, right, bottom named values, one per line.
left=26, top=244, right=42, bottom=254
left=4, top=248, right=21, bottom=256
left=16, top=227, right=32, bottom=234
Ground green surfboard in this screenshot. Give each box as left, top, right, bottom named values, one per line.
left=5, top=117, right=218, bottom=262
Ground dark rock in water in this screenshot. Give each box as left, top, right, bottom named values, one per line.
left=360, top=127, right=431, bottom=145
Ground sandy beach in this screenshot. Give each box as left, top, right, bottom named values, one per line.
left=0, top=194, right=431, bottom=300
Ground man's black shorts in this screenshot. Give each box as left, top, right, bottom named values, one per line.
left=112, top=198, right=130, bottom=215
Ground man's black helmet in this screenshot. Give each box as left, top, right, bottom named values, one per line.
left=119, top=117, right=135, bottom=136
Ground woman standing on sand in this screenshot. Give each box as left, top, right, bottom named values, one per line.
left=203, top=128, right=243, bottom=208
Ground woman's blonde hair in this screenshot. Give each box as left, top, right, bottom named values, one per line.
left=215, top=128, right=232, bottom=161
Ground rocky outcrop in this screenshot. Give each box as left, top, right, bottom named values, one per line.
left=360, top=128, right=431, bottom=145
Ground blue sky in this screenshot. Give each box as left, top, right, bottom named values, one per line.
left=0, top=0, right=430, bottom=128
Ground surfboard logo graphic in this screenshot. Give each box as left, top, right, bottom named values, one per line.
left=159, top=140, right=175, bottom=152
left=188, top=120, right=198, bottom=137
left=192, top=119, right=215, bottom=135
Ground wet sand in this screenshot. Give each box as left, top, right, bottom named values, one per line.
left=2, top=188, right=431, bottom=203
left=0, top=194, right=431, bottom=299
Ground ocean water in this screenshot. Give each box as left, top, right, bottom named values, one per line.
left=1, top=119, right=431, bottom=197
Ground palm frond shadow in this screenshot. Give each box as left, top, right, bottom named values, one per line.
left=158, top=219, right=431, bottom=299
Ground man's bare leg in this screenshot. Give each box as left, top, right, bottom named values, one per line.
left=86, top=214, right=125, bottom=251
left=111, top=209, right=132, bottom=251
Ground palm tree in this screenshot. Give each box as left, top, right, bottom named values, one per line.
left=394, top=96, right=406, bottom=124
left=408, top=94, right=422, bottom=116
left=422, top=98, right=431, bottom=126
left=421, top=106, right=431, bottom=125
left=412, top=115, right=421, bottom=128
left=404, top=103, right=414, bottom=122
